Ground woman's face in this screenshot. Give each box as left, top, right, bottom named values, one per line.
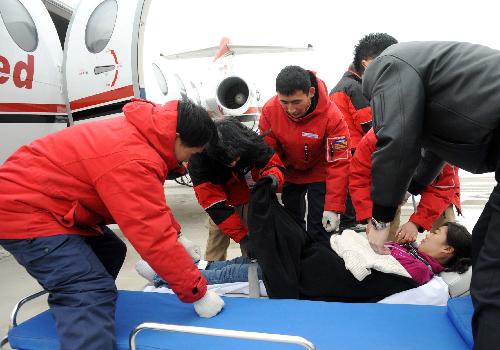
left=418, top=225, right=453, bottom=259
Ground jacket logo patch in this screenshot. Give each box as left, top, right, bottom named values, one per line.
left=302, top=132, right=319, bottom=139
left=327, top=136, right=348, bottom=162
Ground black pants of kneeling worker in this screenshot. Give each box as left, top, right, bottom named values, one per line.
left=0, top=226, right=127, bottom=350
left=471, top=157, right=500, bottom=350
left=249, top=177, right=417, bottom=302
left=281, top=181, right=331, bottom=242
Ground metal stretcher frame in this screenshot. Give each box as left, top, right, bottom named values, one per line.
left=0, top=290, right=48, bottom=349
left=129, top=323, right=315, bottom=350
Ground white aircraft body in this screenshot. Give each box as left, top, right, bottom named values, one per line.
left=0, top=0, right=313, bottom=164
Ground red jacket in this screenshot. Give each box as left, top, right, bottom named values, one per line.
left=259, top=72, right=350, bottom=213
left=330, top=68, right=372, bottom=149
left=0, top=99, right=206, bottom=303
left=188, top=149, right=284, bottom=242
left=349, top=129, right=461, bottom=229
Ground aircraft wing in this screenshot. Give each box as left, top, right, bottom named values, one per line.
left=161, top=43, right=313, bottom=60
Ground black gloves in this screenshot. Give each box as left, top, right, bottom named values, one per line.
left=239, top=234, right=255, bottom=259
left=265, top=174, right=278, bottom=191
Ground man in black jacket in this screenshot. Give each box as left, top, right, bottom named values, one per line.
left=362, top=41, right=500, bottom=350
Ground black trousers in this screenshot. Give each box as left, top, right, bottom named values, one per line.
left=471, top=163, right=500, bottom=349
left=340, top=148, right=357, bottom=229
left=281, top=182, right=330, bottom=242
left=340, top=192, right=357, bottom=229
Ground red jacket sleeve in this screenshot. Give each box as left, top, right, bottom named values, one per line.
left=95, top=160, right=207, bottom=303
left=350, top=105, right=372, bottom=134
left=256, top=152, right=285, bottom=190
left=349, top=130, right=377, bottom=221
left=193, top=181, right=248, bottom=242
left=259, top=108, right=284, bottom=160
left=324, top=104, right=351, bottom=212
left=410, top=164, right=459, bottom=231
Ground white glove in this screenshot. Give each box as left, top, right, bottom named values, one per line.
left=178, top=234, right=201, bottom=263
left=193, top=290, right=224, bottom=318
left=322, top=211, right=340, bottom=232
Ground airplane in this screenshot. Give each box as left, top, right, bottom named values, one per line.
left=0, top=0, right=313, bottom=165
left=158, top=37, right=313, bottom=121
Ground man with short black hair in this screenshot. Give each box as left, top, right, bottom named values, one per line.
left=0, top=99, right=223, bottom=350
left=259, top=65, right=350, bottom=242
left=330, top=33, right=397, bottom=231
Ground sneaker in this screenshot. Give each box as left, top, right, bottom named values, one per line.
left=135, top=260, right=156, bottom=283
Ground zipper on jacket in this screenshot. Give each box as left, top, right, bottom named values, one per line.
left=304, top=142, right=309, bottom=161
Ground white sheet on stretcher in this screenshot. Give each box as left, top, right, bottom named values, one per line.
left=143, top=276, right=450, bottom=306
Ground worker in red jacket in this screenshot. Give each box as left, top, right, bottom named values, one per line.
left=188, top=117, right=285, bottom=260
left=330, top=33, right=398, bottom=231
left=259, top=65, right=350, bottom=242
left=350, top=129, right=461, bottom=242
left=0, top=99, right=223, bottom=350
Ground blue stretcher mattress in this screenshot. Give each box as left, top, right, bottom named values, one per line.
left=8, top=291, right=473, bottom=350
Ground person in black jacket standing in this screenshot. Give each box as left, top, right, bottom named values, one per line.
left=330, top=33, right=397, bottom=232
left=362, top=41, right=500, bottom=350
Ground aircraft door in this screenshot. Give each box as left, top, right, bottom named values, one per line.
left=0, top=0, right=67, bottom=164
left=63, top=0, right=150, bottom=124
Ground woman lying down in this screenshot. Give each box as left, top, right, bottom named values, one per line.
left=136, top=219, right=471, bottom=303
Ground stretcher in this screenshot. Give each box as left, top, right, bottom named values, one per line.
left=1, top=289, right=474, bottom=350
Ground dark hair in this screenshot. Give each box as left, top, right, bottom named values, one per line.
left=443, top=222, right=472, bottom=274
left=353, top=33, right=398, bottom=74
left=276, top=65, right=311, bottom=95
left=207, top=117, right=272, bottom=166
left=176, top=99, right=217, bottom=148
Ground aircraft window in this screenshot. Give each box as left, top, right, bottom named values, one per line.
left=152, top=63, right=168, bottom=95
left=85, top=0, right=118, bottom=54
left=0, top=0, right=39, bottom=52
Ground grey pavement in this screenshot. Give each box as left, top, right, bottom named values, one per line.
left=0, top=173, right=495, bottom=347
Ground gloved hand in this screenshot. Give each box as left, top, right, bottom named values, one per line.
left=239, top=234, right=255, bottom=259
left=178, top=233, right=201, bottom=263
left=264, top=174, right=279, bottom=191
left=322, top=211, right=340, bottom=232
left=193, top=290, right=224, bottom=318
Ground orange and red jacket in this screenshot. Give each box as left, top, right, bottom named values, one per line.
left=349, top=129, right=461, bottom=229
left=188, top=149, right=284, bottom=242
left=0, top=99, right=206, bottom=303
left=330, top=68, right=372, bottom=149
left=259, top=71, right=350, bottom=213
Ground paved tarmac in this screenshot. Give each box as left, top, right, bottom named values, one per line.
left=0, top=172, right=495, bottom=347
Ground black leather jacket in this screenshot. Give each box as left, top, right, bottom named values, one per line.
left=362, top=41, right=500, bottom=221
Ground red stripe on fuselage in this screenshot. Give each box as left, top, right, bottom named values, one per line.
left=0, top=102, right=66, bottom=113
left=69, top=85, right=134, bottom=111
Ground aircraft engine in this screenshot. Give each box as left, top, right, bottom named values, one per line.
left=215, top=76, right=255, bottom=116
